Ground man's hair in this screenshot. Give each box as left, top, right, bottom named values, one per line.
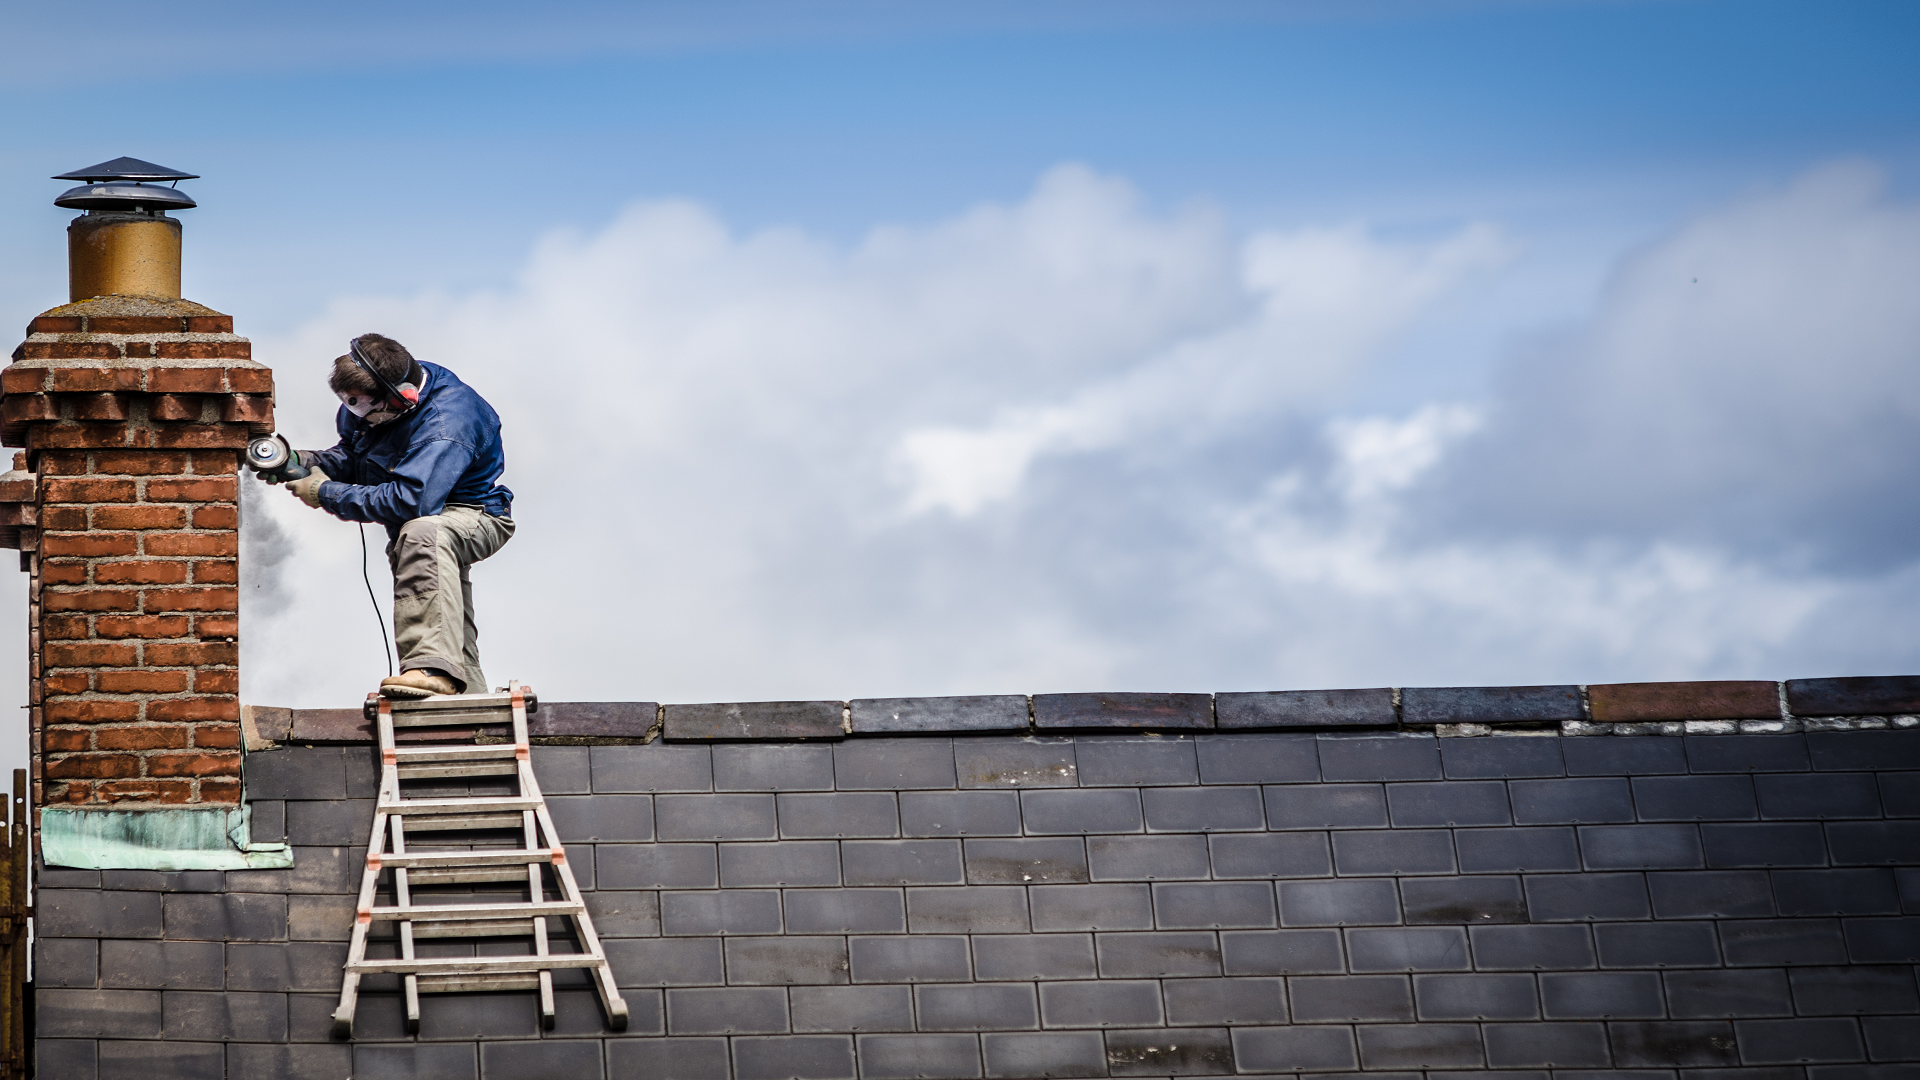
left=329, top=333, right=422, bottom=396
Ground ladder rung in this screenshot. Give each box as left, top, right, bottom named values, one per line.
left=349, top=954, right=602, bottom=975
left=413, top=919, right=538, bottom=938
left=379, top=796, right=540, bottom=815
left=408, top=867, right=535, bottom=885
left=398, top=762, right=519, bottom=780
left=392, top=743, right=519, bottom=761
left=367, top=900, right=582, bottom=923
left=401, top=813, right=525, bottom=832
left=382, top=849, right=555, bottom=869
left=389, top=692, right=515, bottom=712
left=419, top=973, right=541, bottom=992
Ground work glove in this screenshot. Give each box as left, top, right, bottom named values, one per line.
left=260, top=449, right=308, bottom=485
left=287, top=468, right=330, bottom=509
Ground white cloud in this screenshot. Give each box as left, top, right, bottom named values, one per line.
left=240, top=161, right=1920, bottom=712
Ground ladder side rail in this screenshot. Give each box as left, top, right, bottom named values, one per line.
left=393, top=815, right=422, bottom=1033
left=333, top=700, right=401, bottom=1038
left=532, top=799, right=628, bottom=1030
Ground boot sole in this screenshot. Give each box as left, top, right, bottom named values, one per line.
left=379, top=684, right=441, bottom=700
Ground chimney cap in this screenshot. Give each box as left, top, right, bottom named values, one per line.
left=53, top=156, right=199, bottom=182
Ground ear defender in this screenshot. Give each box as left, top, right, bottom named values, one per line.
left=395, top=383, right=420, bottom=405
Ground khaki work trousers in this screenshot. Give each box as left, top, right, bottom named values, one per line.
left=386, top=504, right=515, bottom=693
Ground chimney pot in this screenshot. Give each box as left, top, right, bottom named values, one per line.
left=52, top=156, right=199, bottom=302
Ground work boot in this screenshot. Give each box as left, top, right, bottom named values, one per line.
left=380, top=669, right=461, bottom=699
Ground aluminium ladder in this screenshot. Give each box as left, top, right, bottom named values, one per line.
left=332, top=681, right=627, bottom=1037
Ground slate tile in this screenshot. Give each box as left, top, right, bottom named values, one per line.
left=1702, top=823, right=1827, bottom=868
left=33, top=1040, right=95, bottom=1080
left=1348, top=926, right=1471, bottom=972
left=1468, top=924, right=1596, bottom=971
left=95, top=1041, right=223, bottom=1080
left=791, top=985, right=915, bottom=1032
left=228, top=846, right=356, bottom=895
left=852, top=695, right=1028, bottom=734
left=841, top=840, right=965, bottom=886
left=530, top=744, right=591, bottom=794
left=1788, top=965, right=1920, bottom=1015
left=1030, top=883, right=1154, bottom=932
left=1143, top=785, right=1265, bottom=831
left=243, top=746, right=347, bottom=801
left=1332, top=829, right=1456, bottom=875
left=737, top=1035, right=858, bottom=1080
left=227, top=1044, right=355, bottom=1080
left=1733, top=1018, right=1866, bottom=1065
left=1104, top=1027, right=1235, bottom=1076
left=1563, top=736, right=1691, bottom=777
left=916, top=983, right=1041, bottom=1031
left=605, top=1038, right=731, bottom=1080
left=972, top=934, right=1097, bottom=981
left=1074, top=735, right=1200, bottom=786
left=1665, top=969, right=1793, bottom=1018
left=1455, top=827, right=1583, bottom=873
left=907, top=885, right=1030, bottom=933
left=856, top=1033, right=984, bottom=1079
left=1609, top=1021, right=1741, bottom=1067
left=1840, top=917, right=1920, bottom=962
left=1386, top=781, right=1511, bottom=827
left=1511, top=778, right=1635, bottom=824
left=1413, top=972, right=1539, bottom=1020
left=1755, top=773, right=1882, bottom=819
left=598, top=842, right=718, bottom=889
left=1539, top=971, right=1665, bottom=1018
left=1208, top=832, right=1333, bottom=879
left=1646, top=870, right=1775, bottom=919
left=35, top=989, right=163, bottom=1038
left=1524, top=872, right=1650, bottom=921
left=1317, top=736, right=1443, bottom=781
left=1020, top=788, right=1143, bottom=834
left=1280, top=878, right=1402, bottom=926
left=353, top=1043, right=478, bottom=1080
left=1086, top=834, right=1208, bottom=881
left=954, top=737, right=1077, bottom=788
left=1483, top=1022, right=1611, bottom=1068
left=1685, top=735, right=1810, bottom=774
left=1807, top=729, right=1920, bottom=770
left=667, top=985, right=790, bottom=1034
left=479, top=1040, right=605, bottom=1079
left=1399, top=876, right=1527, bottom=924
left=249, top=799, right=285, bottom=843
left=1194, top=732, right=1320, bottom=783
left=1719, top=918, right=1849, bottom=966
left=37, top=889, right=163, bottom=938
left=590, top=743, right=713, bottom=793
left=1217, top=688, right=1395, bottom=728
left=1402, top=685, right=1579, bottom=724
left=547, top=793, right=655, bottom=841
left=1161, top=976, right=1287, bottom=1025
left=835, top=738, right=957, bottom=790
left=655, top=794, right=777, bottom=840
left=1219, top=928, right=1344, bottom=975
left=1593, top=922, right=1722, bottom=968
left=981, top=1031, right=1108, bottom=1078
left=583, top=890, right=662, bottom=937
left=1773, top=869, right=1902, bottom=916
left=1440, top=737, right=1566, bottom=779
left=658, top=889, right=782, bottom=935
left=1787, top=676, right=1920, bottom=717
left=1286, top=974, right=1413, bottom=1022
left=1579, top=824, right=1705, bottom=870
left=416, top=988, right=541, bottom=1041
left=35, top=937, right=97, bottom=987
left=165, top=891, right=288, bottom=941
left=225, top=941, right=348, bottom=992
left=1038, top=980, right=1163, bottom=1028
left=848, top=936, right=972, bottom=982
left=714, top=744, right=836, bottom=791
left=1033, top=692, right=1212, bottom=730
left=723, top=935, right=851, bottom=985
left=98, top=939, right=225, bottom=990
left=719, top=840, right=842, bottom=887
left=286, top=894, right=353, bottom=941
left=1632, top=776, right=1758, bottom=822
left=783, top=888, right=906, bottom=934
left=967, top=837, right=1089, bottom=884
left=1094, top=930, right=1223, bottom=977
left=776, top=792, right=899, bottom=839
left=1355, top=1022, right=1487, bottom=1068
left=1231, top=1026, right=1359, bottom=1072
left=901, top=791, right=1022, bottom=837
left=667, top=701, right=844, bottom=741
left=1265, top=783, right=1387, bottom=829
left=1828, top=822, right=1920, bottom=866
left=1860, top=1017, right=1920, bottom=1062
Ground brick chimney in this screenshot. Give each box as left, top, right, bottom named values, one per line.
left=0, top=158, right=274, bottom=811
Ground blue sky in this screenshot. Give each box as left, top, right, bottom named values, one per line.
left=1, top=0, right=1917, bottom=722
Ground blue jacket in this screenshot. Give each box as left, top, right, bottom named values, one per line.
left=308, top=361, right=512, bottom=539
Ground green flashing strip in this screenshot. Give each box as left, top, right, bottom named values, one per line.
left=41, top=805, right=294, bottom=871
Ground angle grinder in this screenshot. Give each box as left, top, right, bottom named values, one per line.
left=244, top=433, right=311, bottom=484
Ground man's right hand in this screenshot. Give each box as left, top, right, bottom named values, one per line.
left=288, top=467, right=330, bottom=508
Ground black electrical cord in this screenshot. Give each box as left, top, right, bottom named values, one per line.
left=359, top=523, right=394, bottom=677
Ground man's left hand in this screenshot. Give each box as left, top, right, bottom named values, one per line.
left=288, top=468, right=330, bottom=508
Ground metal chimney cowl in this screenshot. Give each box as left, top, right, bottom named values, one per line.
left=53, top=156, right=200, bottom=303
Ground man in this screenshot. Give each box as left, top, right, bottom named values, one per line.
left=281, top=334, right=514, bottom=699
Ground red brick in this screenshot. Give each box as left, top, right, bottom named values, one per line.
left=196, top=779, right=240, bottom=803
left=151, top=425, right=248, bottom=449
left=35, top=452, right=94, bottom=476
left=40, top=507, right=87, bottom=530
left=144, top=364, right=224, bottom=389
left=191, top=503, right=236, bottom=526
left=29, top=424, right=139, bottom=450
left=42, top=672, right=91, bottom=695
left=193, top=615, right=238, bottom=638
left=148, top=394, right=201, bottom=422
left=92, top=505, right=188, bottom=530
left=185, top=316, right=233, bottom=334
left=145, top=642, right=234, bottom=666
left=40, top=532, right=137, bottom=557
left=98, top=779, right=193, bottom=804
left=41, top=562, right=87, bottom=586
left=46, top=754, right=140, bottom=779
left=193, top=669, right=238, bottom=694
left=87, top=315, right=184, bottom=334
left=97, top=670, right=190, bottom=694
left=42, top=613, right=89, bottom=638
left=20, top=341, right=117, bottom=360
left=44, top=728, right=90, bottom=752
left=147, top=477, right=235, bottom=502
left=44, top=699, right=140, bottom=724
left=93, top=450, right=189, bottom=475
left=1587, top=681, right=1781, bottom=722
left=93, top=614, right=190, bottom=639
left=188, top=451, right=238, bottom=474
left=27, top=316, right=84, bottom=334
left=221, top=395, right=274, bottom=424
left=47, top=368, right=139, bottom=393
left=148, top=752, right=240, bottom=777
left=142, top=586, right=238, bottom=613
left=94, top=560, right=189, bottom=585
left=143, top=534, right=237, bottom=558
left=47, top=781, right=91, bottom=804
left=71, top=392, right=129, bottom=421
left=146, top=698, right=238, bottom=722
left=43, top=589, right=138, bottom=612
left=192, top=723, right=241, bottom=749
left=43, top=477, right=136, bottom=502
left=226, top=367, right=272, bottom=393
left=95, top=726, right=189, bottom=751
left=120, top=341, right=154, bottom=359
left=1, top=367, right=48, bottom=393
left=45, top=642, right=136, bottom=666
left=190, top=560, right=237, bottom=585
left=1, top=393, right=58, bottom=422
